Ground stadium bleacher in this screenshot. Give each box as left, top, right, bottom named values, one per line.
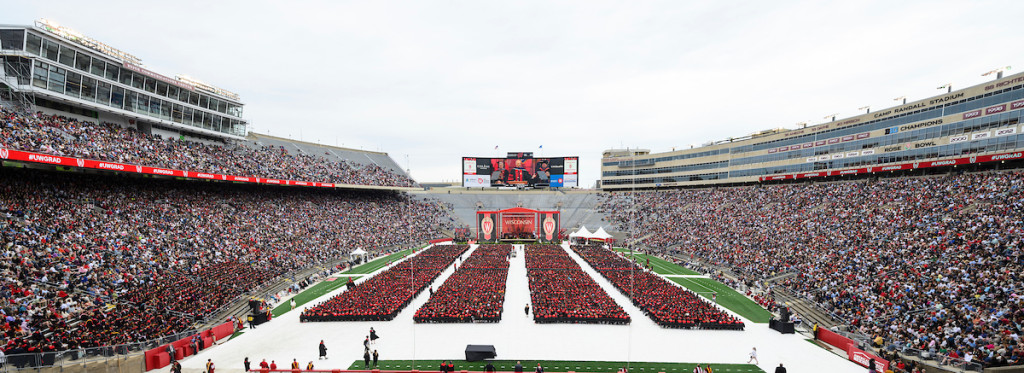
left=600, top=171, right=1024, bottom=368
left=0, top=167, right=452, bottom=357
left=0, top=108, right=416, bottom=188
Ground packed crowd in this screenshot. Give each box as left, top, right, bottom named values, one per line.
left=571, top=245, right=744, bottom=330
left=301, top=245, right=469, bottom=322
left=0, top=168, right=453, bottom=357
left=525, top=245, right=630, bottom=324
left=0, top=108, right=416, bottom=187
left=414, top=244, right=513, bottom=323
left=600, top=171, right=1024, bottom=367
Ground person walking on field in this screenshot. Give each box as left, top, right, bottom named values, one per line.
left=747, top=347, right=758, bottom=365
left=319, top=340, right=328, bottom=359
left=372, top=350, right=379, bottom=367
left=370, top=327, right=380, bottom=344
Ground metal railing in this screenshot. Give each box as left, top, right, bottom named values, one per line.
left=0, top=329, right=196, bottom=373
left=874, top=341, right=984, bottom=372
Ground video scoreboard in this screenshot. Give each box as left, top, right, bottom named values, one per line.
left=463, top=152, right=578, bottom=188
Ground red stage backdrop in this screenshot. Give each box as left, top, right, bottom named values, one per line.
left=476, top=207, right=560, bottom=243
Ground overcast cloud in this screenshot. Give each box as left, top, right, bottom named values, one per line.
left=5, top=1, right=1024, bottom=186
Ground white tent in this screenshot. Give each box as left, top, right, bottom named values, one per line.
left=568, top=226, right=593, bottom=238
left=591, top=227, right=613, bottom=241
left=350, top=248, right=368, bottom=263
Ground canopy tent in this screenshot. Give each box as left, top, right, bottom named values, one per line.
left=591, top=227, right=613, bottom=241
left=350, top=248, right=368, bottom=263
left=568, top=226, right=592, bottom=238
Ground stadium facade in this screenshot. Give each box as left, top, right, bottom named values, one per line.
left=0, top=20, right=247, bottom=139
left=601, top=71, right=1024, bottom=190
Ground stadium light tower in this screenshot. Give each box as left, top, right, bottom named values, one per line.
left=982, top=66, right=1011, bottom=80
left=824, top=113, right=838, bottom=122
left=859, top=106, right=871, bottom=114
left=937, top=83, right=952, bottom=93
left=894, top=96, right=907, bottom=105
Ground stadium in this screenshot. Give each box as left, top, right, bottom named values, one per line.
left=1, top=4, right=1024, bottom=373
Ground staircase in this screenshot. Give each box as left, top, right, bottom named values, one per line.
left=773, top=289, right=844, bottom=329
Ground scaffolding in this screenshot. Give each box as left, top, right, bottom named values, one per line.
left=0, top=55, right=35, bottom=113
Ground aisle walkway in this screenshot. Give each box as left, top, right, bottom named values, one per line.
left=178, top=243, right=866, bottom=373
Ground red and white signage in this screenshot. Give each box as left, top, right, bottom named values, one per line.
left=0, top=147, right=348, bottom=189
left=759, top=150, right=1024, bottom=182
left=848, top=346, right=888, bottom=373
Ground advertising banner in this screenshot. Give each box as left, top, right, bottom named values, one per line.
left=477, top=212, right=498, bottom=242
left=463, top=174, right=491, bottom=187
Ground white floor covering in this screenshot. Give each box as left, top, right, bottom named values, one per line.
left=179, top=244, right=864, bottom=373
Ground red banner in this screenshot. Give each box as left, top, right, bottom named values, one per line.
left=0, top=147, right=351, bottom=189
left=848, top=345, right=889, bottom=372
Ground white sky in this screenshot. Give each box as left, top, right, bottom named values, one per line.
left=6, top=1, right=1024, bottom=187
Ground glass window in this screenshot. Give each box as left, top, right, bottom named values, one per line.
left=64, top=71, right=82, bottom=98
left=47, top=65, right=65, bottom=93
left=26, top=33, right=42, bottom=55
left=216, top=100, right=227, bottom=114
left=208, top=98, right=219, bottom=111
left=0, top=30, right=25, bottom=50
left=119, top=70, right=132, bottom=85
left=81, top=76, right=96, bottom=101
left=110, top=86, right=125, bottom=109
left=172, top=104, right=183, bottom=123
left=125, top=91, right=137, bottom=112
left=104, top=63, right=118, bottom=81
left=159, top=99, right=171, bottom=119
left=75, top=53, right=90, bottom=72
left=178, top=88, right=189, bottom=102
left=149, top=98, right=161, bottom=116
left=155, top=81, right=168, bottom=97
left=212, top=115, right=222, bottom=132
left=131, top=73, right=143, bottom=89
left=58, top=45, right=75, bottom=66
left=97, top=82, right=112, bottom=106
left=136, top=94, right=149, bottom=113
left=91, top=59, right=104, bottom=76
left=187, top=91, right=199, bottom=106
left=143, top=77, right=156, bottom=93
left=182, top=106, right=194, bottom=125
left=42, top=40, right=59, bottom=61
left=198, top=94, right=208, bottom=109
left=167, top=86, right=179, bottom=100
left=202, top=111, right=212, bottom=129
left=32, top=61, right=48, bottom=88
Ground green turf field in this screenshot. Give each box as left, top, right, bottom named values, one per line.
left=668, top=277, right=772, bottom=323
left=271, top=246, right=427, bottom=317
left=611, top=248, right=771, bottom=324
left=271, top=275, right=362, bottom=317
left=349, top=360, right=763, bottom=373
left=347, top=247, right=421, bottom=274
left=612, top=249, right=699, bottom=275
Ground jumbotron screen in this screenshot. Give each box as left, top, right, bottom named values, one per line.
left=463, top=152, right=578, bottom=188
